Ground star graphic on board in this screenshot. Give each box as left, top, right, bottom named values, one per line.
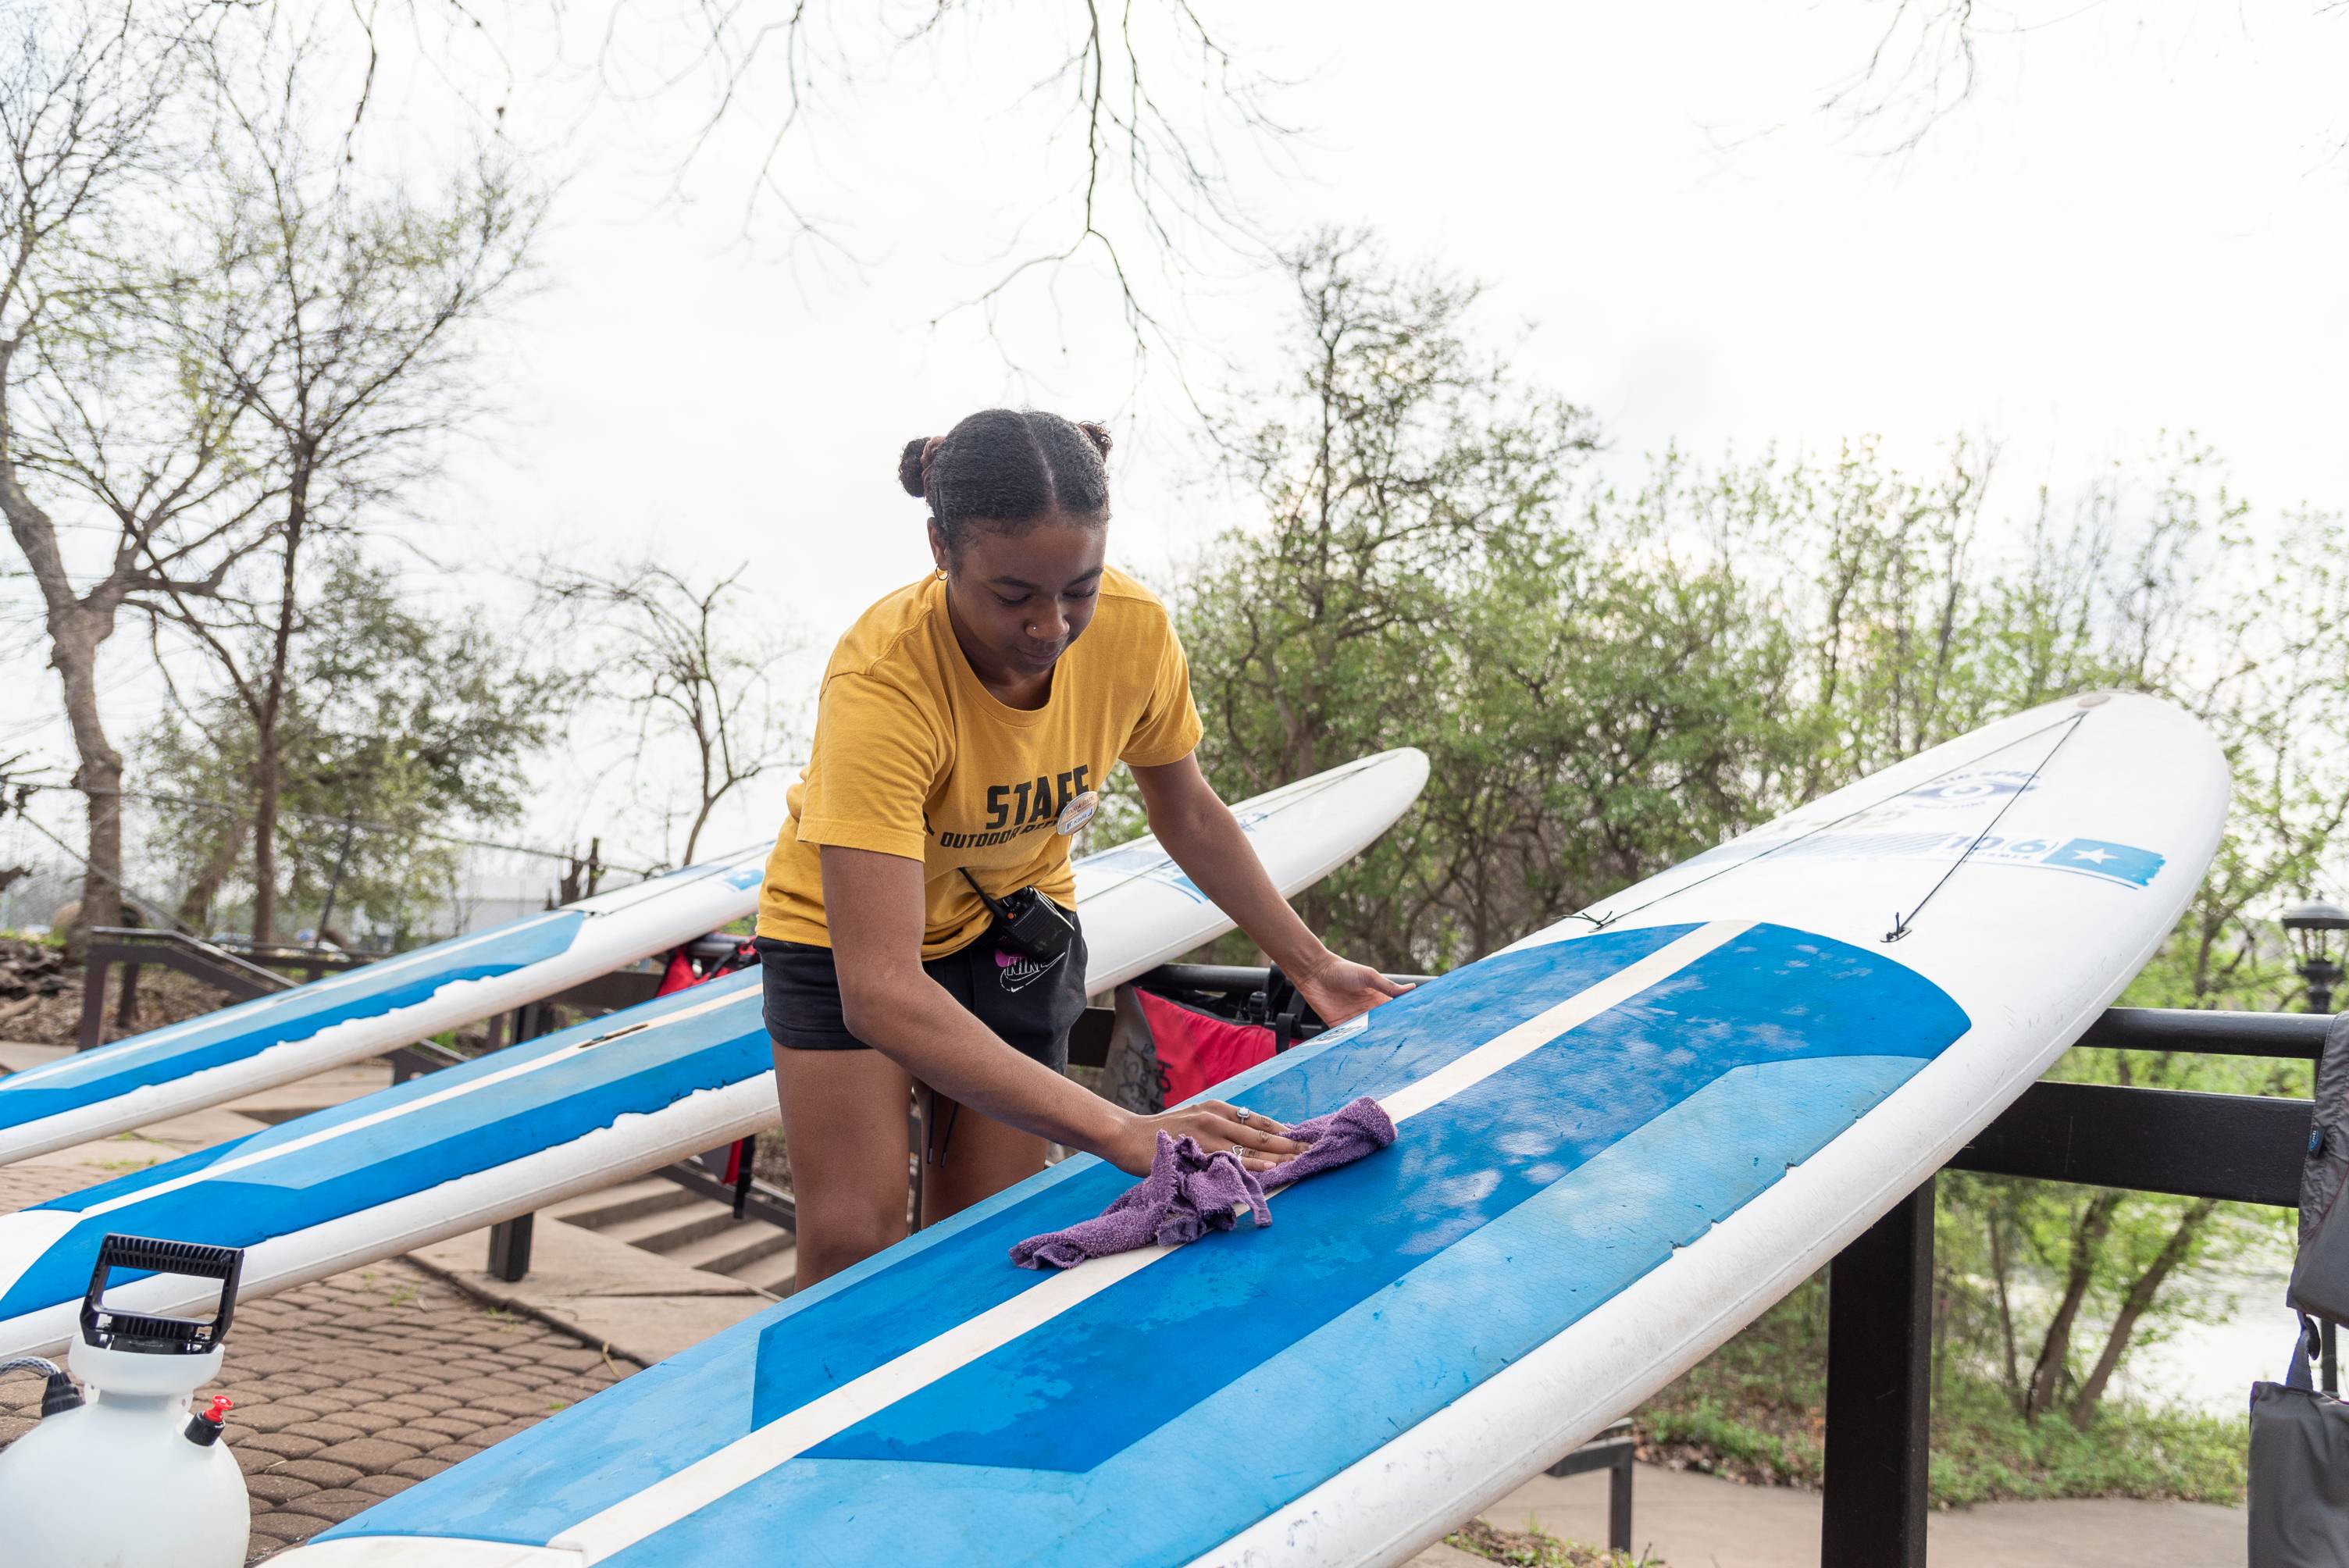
left=2073, top=848, right=2116, bottom=864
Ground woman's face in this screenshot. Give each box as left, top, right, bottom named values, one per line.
left=932, top=511, right=1108, bottom=679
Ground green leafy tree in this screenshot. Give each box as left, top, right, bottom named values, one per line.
left=1171, top=229, right=2349, bottom=1432
left=135, top=34, right=540, bottom=944
left=1632, top=438, right=2342, bottom=1426
left=143, top=552, right=572, bottom=945
left=1176, top=232, right=1809, bottom=967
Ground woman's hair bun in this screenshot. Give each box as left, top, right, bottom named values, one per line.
left=897, top=437, right=932, bottom=499
left=1075, top=420, right=1113, bottom=459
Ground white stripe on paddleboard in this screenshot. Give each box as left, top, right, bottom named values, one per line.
left=551, top=920, right=1750, bottom=1563
left=45, top=985, right=761, bottom=1224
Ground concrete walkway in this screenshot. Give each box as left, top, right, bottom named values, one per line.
left=1406, top=1460, right=2247, bottom=1567
left=410, top=1217, right=774, bottom=1367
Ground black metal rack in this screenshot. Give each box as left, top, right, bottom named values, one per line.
left=76, top=928, right=298, bottom=1049
left=1824, top=1004, right=2324, bottom=1566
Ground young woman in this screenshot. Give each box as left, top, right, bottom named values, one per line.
left=754, top=408, right=1406, bottom=1289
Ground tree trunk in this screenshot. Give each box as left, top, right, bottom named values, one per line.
left=53, top=631, right=127, bottom=957
left=2025, top=1189, right=2121, bottom=1422
left=1989, top=1208, right=2024, bottom=1412
left=2068, top=1198, right=2218, bottom=1427
left=175, top=816, right=251, bottom=930
left=684, top=725, right=719, bottom=865
left=250, top=470, right=309, bottom=946
left=1, top=355, right=127, bottom=960
left=250, top=704, right=281, bottom=943
left=557, top=839, right=603, bottom=906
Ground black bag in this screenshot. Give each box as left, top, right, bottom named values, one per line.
left=2251, top=1318, right=2349, bottom=1567
left=2288, top=1013, right=2349, bottom=1324
left=2253, top=1012, right=2349, bottom=1564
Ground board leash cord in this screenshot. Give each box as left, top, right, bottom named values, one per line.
left=1573, top=705, right=2094, bottom=940
left=1884, top=710, right=2085, bottom=943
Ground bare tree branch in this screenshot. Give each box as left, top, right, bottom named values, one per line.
left=536, top=558, right=803, bottom=864
left=582, top=0, right=1296, bottom=372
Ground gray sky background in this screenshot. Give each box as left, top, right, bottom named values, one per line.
left=5, top=0, right=2346, bottom=886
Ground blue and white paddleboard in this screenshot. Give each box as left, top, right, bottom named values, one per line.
left=0, top=751, right=1431, bottom=1360
left=0, top=849, right=777, bottom=1167
left=276, top=694, right=2225, bottom=1568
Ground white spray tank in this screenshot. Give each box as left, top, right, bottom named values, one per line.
left=0, top=1235, right=249, bottom=1567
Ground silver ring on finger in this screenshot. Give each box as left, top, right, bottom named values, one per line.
left=1234, top=1108, right=1253, bottom=1126
left=1228, top=1144, right=1244, bottom=1158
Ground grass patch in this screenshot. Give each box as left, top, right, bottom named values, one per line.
left=1445, top=1518, right=1662, bottom=1566
left=1927, top=1379, right=2245, bottom=1507
left=1635, top=1279, right=2247, bottom=1507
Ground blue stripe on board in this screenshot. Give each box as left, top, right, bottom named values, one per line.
left=319, top=923, right=1700, bottom=1547
left=21, top=968, right=758, bottom=1212
left=0, top=912, right=586, bottom=1127
left=618, top=1054, right=1922, bottom=1568
left=0, top=975, right=766, bottom=1324
left=798, top=923, right=1963, bottom=1474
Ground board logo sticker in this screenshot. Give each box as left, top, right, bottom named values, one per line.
left=1898, top=770, right=2040, bottom=810
left=1683, top=829, right=2165, bottom=889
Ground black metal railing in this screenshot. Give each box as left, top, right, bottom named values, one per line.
left=77, top=928, right=298, bottom=1050
left=1827, top=1005, right=2324, bottom=1566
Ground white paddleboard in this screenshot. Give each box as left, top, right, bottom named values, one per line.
left=0, top=751, right=1430, bottom=1359
left=0, top=849, right=774, bottom=1166
left=275, top=694, right=2223, bottom=1568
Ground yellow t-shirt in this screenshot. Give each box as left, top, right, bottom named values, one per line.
left=757, top=566, right=1204, bottom=958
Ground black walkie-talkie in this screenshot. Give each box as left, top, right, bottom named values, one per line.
left=959, top=868, right=1075, bottom=962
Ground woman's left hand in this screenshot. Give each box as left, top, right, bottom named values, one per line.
left=1294, top=953, right=1412, bottom=1028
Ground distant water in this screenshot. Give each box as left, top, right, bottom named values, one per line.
left=2112, top=1256, right=2299, bottom=1415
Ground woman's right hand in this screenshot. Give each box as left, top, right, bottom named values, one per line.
left=1107, top=1099, right=1306, bottom=1177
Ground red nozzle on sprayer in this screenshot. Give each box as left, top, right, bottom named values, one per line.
left=184, top=1395, right=232, bottom=1447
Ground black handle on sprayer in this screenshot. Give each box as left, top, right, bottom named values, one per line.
left=79, top=1235, right=244, bottom=1355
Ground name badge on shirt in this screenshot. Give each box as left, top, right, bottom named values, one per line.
left=1056, top=789, right=1100, bottom=836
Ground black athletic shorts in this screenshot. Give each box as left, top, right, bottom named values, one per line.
left=754, top=921, right=1089, bottom=1073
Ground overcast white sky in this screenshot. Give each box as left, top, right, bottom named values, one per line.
left=7, top=0, right=2347, bottom=891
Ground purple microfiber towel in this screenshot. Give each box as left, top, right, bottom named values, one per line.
left=1010, top=1096, right=1396, bottom=1270
left=1253, top=1096, right=1397, bottom=1188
